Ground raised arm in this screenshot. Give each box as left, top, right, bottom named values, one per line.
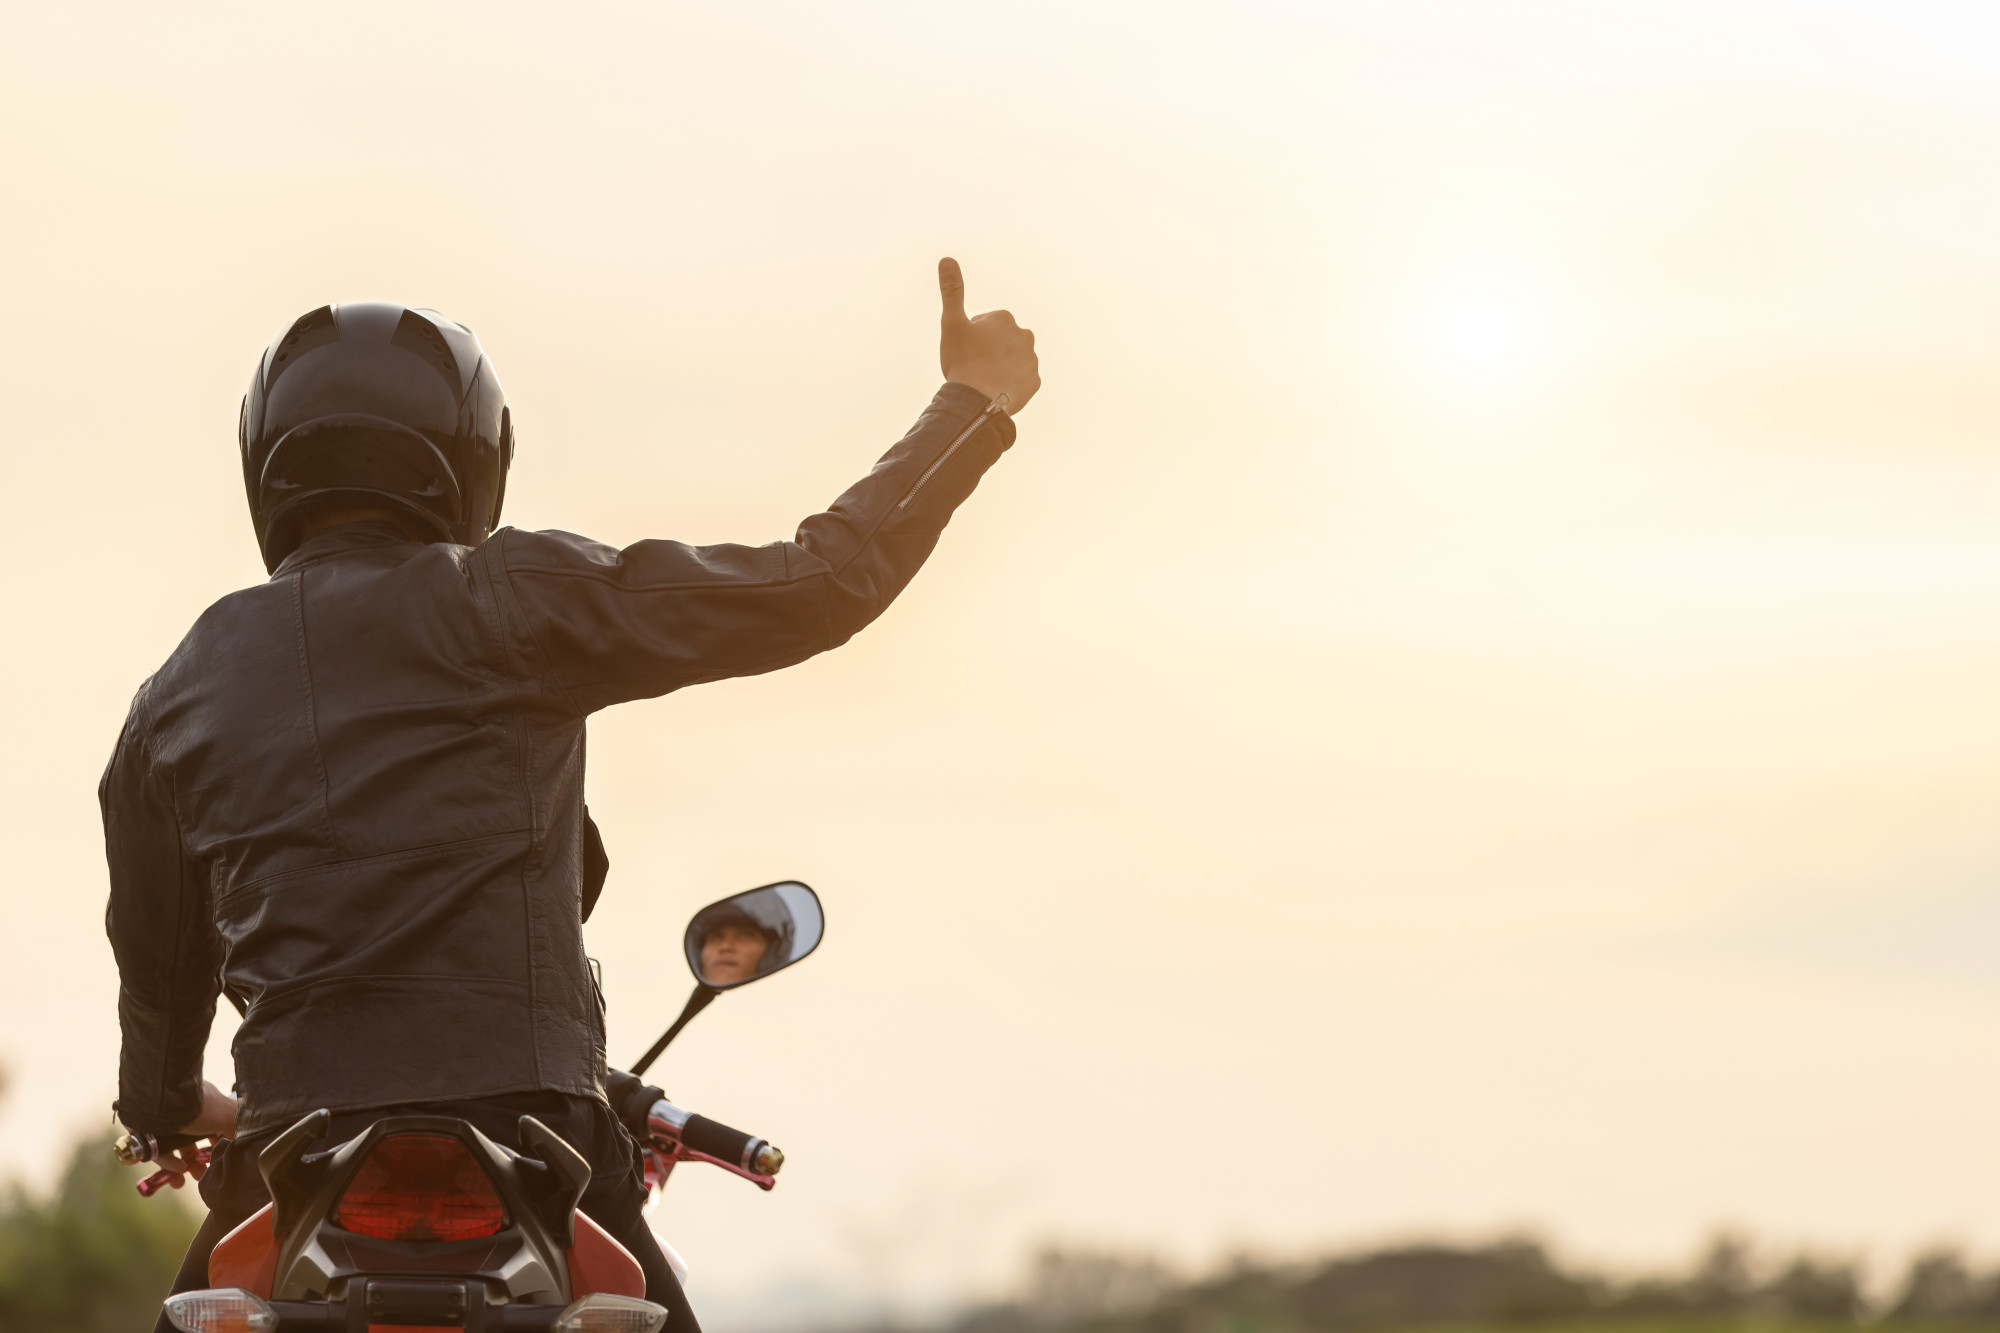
left=494, top=259, right=1039, bottom=713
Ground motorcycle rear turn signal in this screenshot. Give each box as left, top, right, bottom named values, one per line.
left=555, top=1292, right=670, bottom=1332
left=163, top=1287, right=278, bottom=1333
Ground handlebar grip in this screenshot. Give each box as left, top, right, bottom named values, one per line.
left=645, top=1099, right=782, bottom=1175
left=681, top=1114, right=758, bottom=1170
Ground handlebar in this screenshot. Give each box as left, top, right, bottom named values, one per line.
left=646, top=1098, right=784, bottom=1176
left=118, top=1093, right=788, bottom=1203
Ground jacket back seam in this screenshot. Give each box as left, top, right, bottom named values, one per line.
left=288, top=568, right=344, bottom=857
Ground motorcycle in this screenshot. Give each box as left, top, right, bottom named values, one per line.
left=118, top=879, right=826, bottom=1333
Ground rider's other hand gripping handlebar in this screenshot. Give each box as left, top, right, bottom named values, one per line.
left=605, top=1068, right=666, bottom=1134
left=115, top=1131, right=212, bottom=1196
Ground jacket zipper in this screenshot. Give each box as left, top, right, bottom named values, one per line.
left=898, top=394, right=1009, bottom=511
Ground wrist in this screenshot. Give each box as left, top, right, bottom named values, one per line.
left=941, top=373, right=1011, bottom=407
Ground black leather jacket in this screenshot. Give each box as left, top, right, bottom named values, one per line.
left=102, top=384, right=1015, bottom=1136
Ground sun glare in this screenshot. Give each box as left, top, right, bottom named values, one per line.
left=1411, top=272, right=1556, bottom=398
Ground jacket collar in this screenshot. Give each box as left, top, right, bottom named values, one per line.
left=271, top=522, right=429, bottom=577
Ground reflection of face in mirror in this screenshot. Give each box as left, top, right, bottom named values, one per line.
left=700, top=921, right=771, bottom=986
left=685, top=881, right=824, bottom=989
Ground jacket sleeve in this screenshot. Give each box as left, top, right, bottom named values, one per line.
left=492, top=381, right=1017, bottom=713
left=101, top=687, right=223, bottom=1135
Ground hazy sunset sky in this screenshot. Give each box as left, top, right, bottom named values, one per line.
left=4, top=1, right=2000, bottom=1325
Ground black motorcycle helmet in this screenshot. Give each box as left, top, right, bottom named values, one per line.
left=240, top=301, right=513, bottom=572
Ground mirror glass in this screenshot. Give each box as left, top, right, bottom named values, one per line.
left=684, top=881, right=825, bottom=989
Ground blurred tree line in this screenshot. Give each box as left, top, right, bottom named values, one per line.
left=0, top=1132, right=198, bottom=1333
left=2, top=1126, right=1999, bottom=1333
left=951, top=1236, right=2000, bottom=1333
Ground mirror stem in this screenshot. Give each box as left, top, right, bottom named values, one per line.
left=630, top=984, right=720, bottom=1078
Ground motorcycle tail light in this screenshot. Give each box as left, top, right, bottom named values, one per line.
left=162, top=1287, right=278, bottom=1333
left=333, top=1133, right=507, bottom=1242
left=554, top=1293, right=670, bottom=1332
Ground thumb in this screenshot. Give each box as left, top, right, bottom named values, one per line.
left=938, top=256, right=968, bottom=325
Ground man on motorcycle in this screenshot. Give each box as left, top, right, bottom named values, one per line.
left=102, top=259, right=1038, bottom=1331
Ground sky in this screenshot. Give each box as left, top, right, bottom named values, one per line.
left=3, top=0, right=2000, bottom=1325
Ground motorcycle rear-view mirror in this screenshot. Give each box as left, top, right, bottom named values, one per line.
left=629, top=880, right=824, bottom=1079
left=685, top=881, right=824, bottom=989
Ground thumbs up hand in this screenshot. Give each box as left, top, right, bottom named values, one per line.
left=938, top=257, right=1040, bottom=414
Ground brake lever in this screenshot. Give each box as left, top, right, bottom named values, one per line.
left=134, top=1145, right=212, bottom=1197
left=116, top=1133, right=213, bottom=1197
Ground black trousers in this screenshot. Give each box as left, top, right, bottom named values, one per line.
left=152, top=1092, right=698, bottom=1333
